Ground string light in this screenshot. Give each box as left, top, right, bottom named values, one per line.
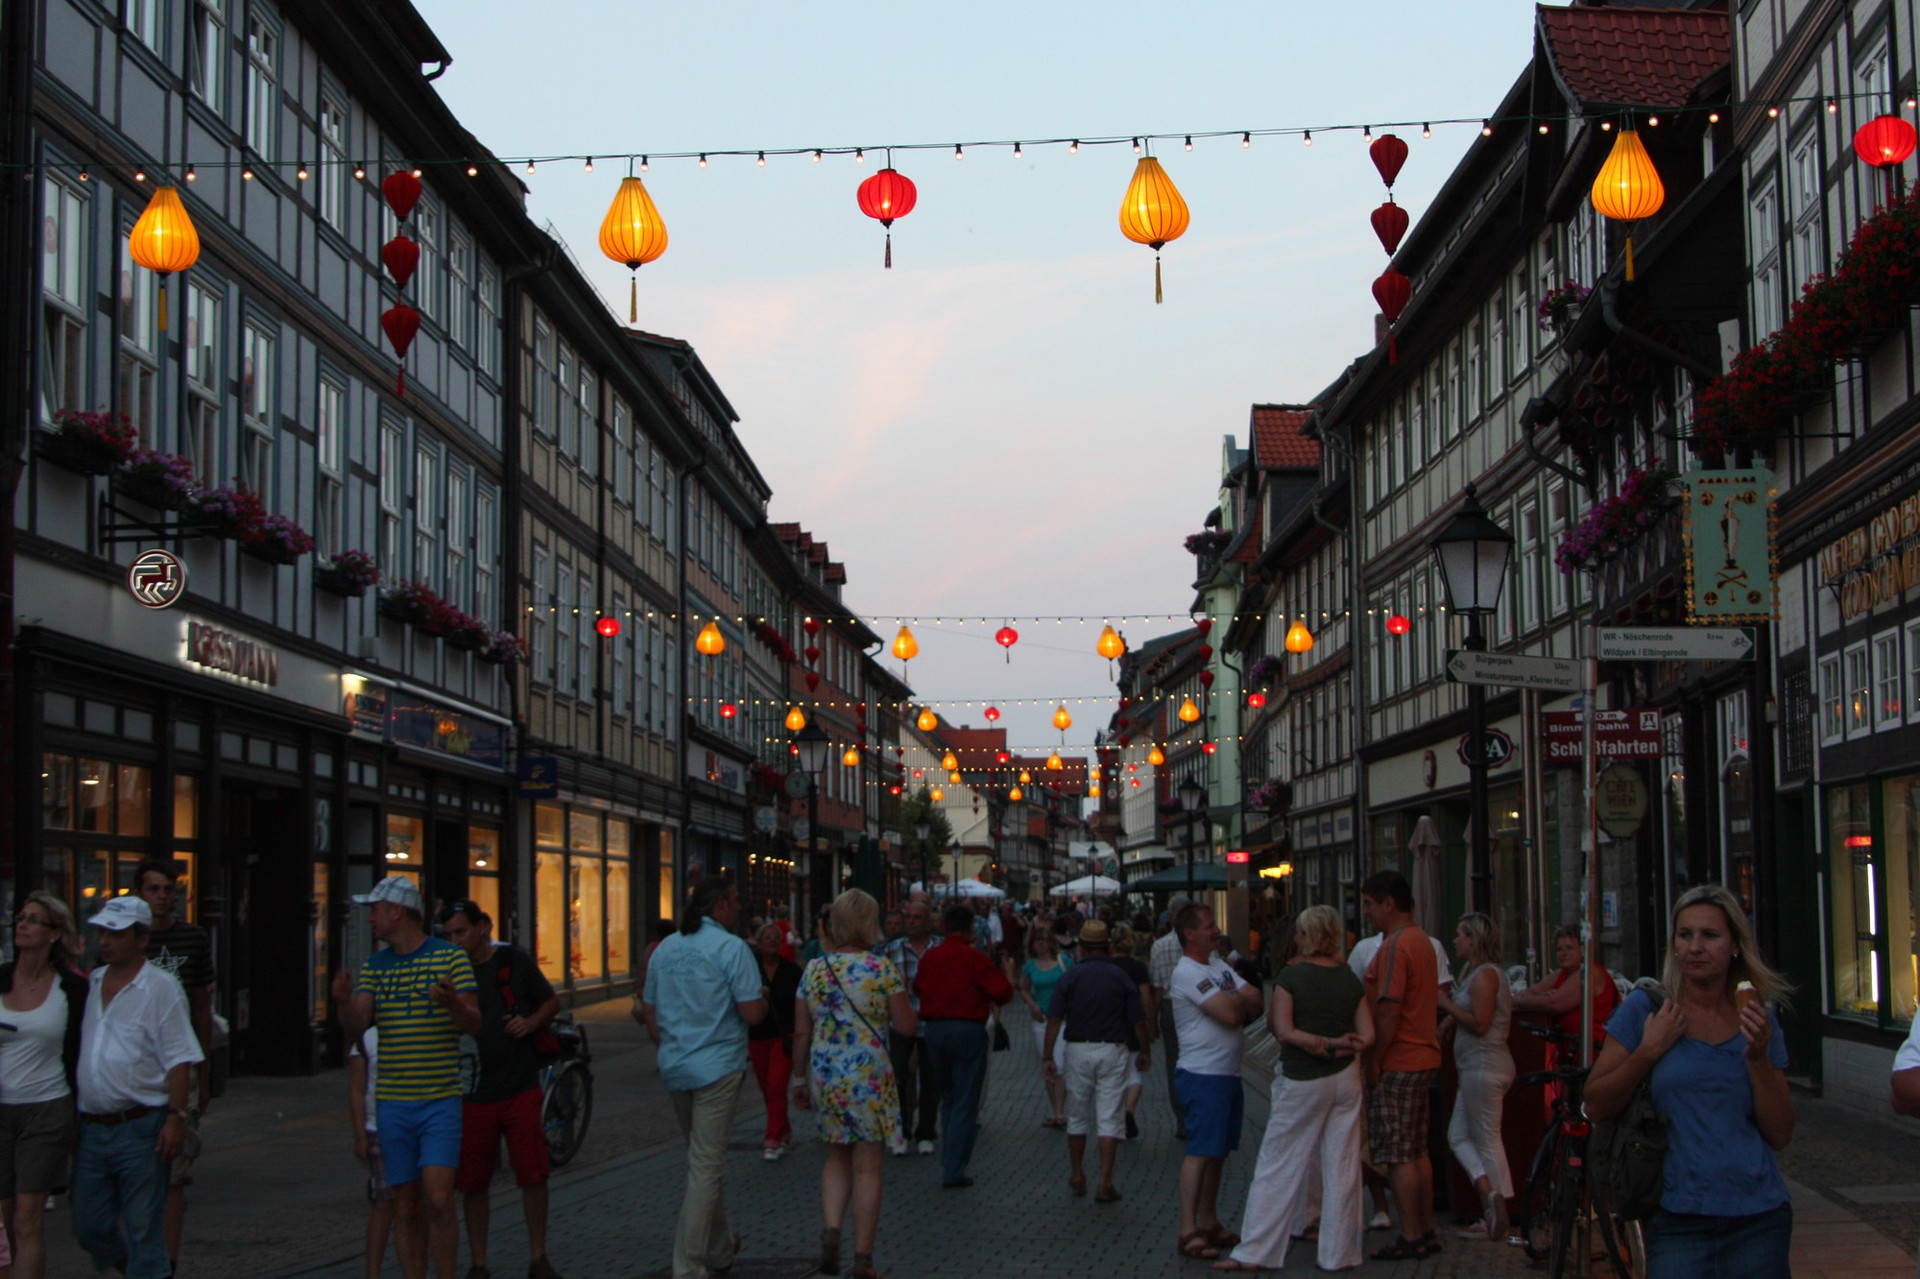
left=812, top=149, right=822, bottom=163
left=354, top=160, right=366, bottom=178
left=1184, top=136, right=1193, bottom=151
left=411, top=166, right=422, bottom=177
left=1647, top=115, right=1659, bottom=127
left=1241, top=131, right=1251, bottom=148
left=297, top=160, right=309, bottom=180
left=1601, top=120, right=1613, bottom=131
left=855, top=148, right=865, bottom=163
left=698, top=153, right=707, bottom=168
left=1767, top=106, right=1780, bottom=118
left=640, top=156, right=649, bottom=172
left=78, top=168, right=88, bottom=181
left=133, top=168, right=146, bottom=182
left=184, top=165, right=196, bottom=182
left=1422, top=122, right=1432, bottom=138
left=1538, top=122, right=1550, bottom=134
left=1303, top=130, right=1312, bottom=146
left=1708, top=111, right=1721, bottom=123
left=1481, top=120, right=1493, bottom=136
left=525, top=158, right=536, bottom=174
left=1132, top=137, right=1142, bottom=154
left=1069, top=140, right=1080, bottom=154
left=466, top=163, right=478, bottom=177
left=1013, top=142, right=1023, bottom=159
left=1827, top=99, right=1839, bottom=114
left=756, top=151, right=766, bottom=166
left=954, top=143, right=964, bottom=160
left=584, top=156, right=594, bottom=172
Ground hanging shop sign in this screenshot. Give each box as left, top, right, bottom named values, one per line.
left=344, top=683, right=389, bottom=738
left=1818, top=489, right=1920, bottom=623
left=127, top=550, right=187, bottom=609
left=1455, top=727, right=1515, bottom=770
left=1596, top=761, right=1649, bottom=839
left=183, top=620, right=279, bottom=687
left=1541, top=708, right=1662, bottom=761
left=515, top=755, right=560, bottom=800
left=1684, top=468, right=1777, bottom=623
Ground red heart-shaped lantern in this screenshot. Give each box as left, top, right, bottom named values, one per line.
left=1194, top=617, right=1212, bottom=638
left=1199, top=670, right=1215, bottom=689
left=1369, top=134, right=1408, bottom=188
left=805, top=645, right=821, bottom=664
left=380, top=304, right=421, bottom=395
left=382, top=236, right=420, bottom=289
left=1371, top=201, right=1409, bottom=256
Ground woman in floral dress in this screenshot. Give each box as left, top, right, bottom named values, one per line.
left=793, top=889, right=917, bottom=1279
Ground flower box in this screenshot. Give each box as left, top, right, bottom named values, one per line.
left=315, top=565, right=368, bottom=598
left=36, top=428, right=121, bottom=477
left=239, top=539, right=303, bottom=567
left=446, top=626, right=492, bottom=654
left=117, top=452, right=199, bottom=511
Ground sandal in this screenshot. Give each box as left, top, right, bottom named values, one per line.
left=1178, top=1230, right=1221, bottom=1260
left=850, top=1252, right=881, bottom=1279
left=1069, top=1173, right=1087, bottom=1197
left=1095, top=1184, right=1122, bottom=1204
left=1210, top=1263, right=1265, bottom=1274
left=1370, top=1237, right=1423, bottom=1262
left=1416, top=1231, right=1443, bottom=1258
left=1042, top=1116, right=1067, bottom=1128
left=1206, top=1227, right=1241, bottom=1250
left=819, top=1227, right=841, bottom=1276
left=1290, top=1226, right=1319, bottom=1243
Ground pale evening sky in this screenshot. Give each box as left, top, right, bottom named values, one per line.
left=415, top=0, right=1540, bottom=763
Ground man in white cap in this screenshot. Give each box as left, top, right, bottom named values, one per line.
left=332, top=877, right=479, bottom=1279
left=72, top=894, right=203, bottom=1279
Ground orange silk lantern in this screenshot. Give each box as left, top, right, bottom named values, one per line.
left=1148, top=745, right=1166, bottom=767
left=930, top=787, right=944, bottom=803
left=784, top=707, right=807, bottom=732
left=843, top=746, right=861, bottom=767
left=598, top=175, right=669, bottom=323
left=917, top=707, right=939, bottom=733
left=1178, top=697, right=1201, bottom=723
left=1285, top=620, right=1315, bottom=654
left=695, top=620, right=726, bottom=657
left=1590, top=125, right=1664, bottom=281
left=1008, top=785, right=1023, bottom=802
left=128, top=186, right=200, bottom=331
left=891, top=626, right=918, bottom=663
left=1046, top=752, right=1063, bottom=771
left=1052, top=706, right=1072, bottom=732
left=1118, top=155, right=1190, bottom=303
left=941, top=751, right=959, bottom=771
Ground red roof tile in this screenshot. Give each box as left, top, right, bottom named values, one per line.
left=1251, top=405, right=1319, bottom=470
left=1538, top=5, right=1730, bottom=110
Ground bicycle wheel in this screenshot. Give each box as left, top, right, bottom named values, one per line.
left=1544, top=1164, right=1577, bottom=1279
left=544, top=1064, right=593, bottom=1167
left=1519, top=1134, right=1560, bottom=1262
left=1594, top=1206, right=1647, bottom=1279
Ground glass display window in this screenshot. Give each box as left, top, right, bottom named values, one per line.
left=1879, top=775, right=1920, bottom=1026
left=1829, top=783, right=1878, bottom=1020
left=468, top=828, right=501, bottom=926
left=534, top=850, right=565, bottom=982
left=607, top=857, right=631, bottom=975
left=571, top=856, right=605, bottom=982
left=385, top=814, right=425, bottom=872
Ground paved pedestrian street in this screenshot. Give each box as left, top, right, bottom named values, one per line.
left=249, top=1014, right=1914, bottom=1279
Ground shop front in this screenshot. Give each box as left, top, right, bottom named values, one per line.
left=528, top=796, right=672, bottom=1002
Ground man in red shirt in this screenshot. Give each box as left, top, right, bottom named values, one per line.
left=912, top=904, right=1013, bottom=1188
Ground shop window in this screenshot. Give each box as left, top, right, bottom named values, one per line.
left=311, top=863, right=330, bottom=1024
left=116, top=765, right=150, bottom=835
left=659, top=828, right=676, bottom=924
left=534, top=849, right=564, bottom=982
left=607, top=821, right=631, bottom=976
left=1882, top=776, right=1920, bottom=1026
left=1829, top=782, right=1880, bottom=1019
left=571, top=857, right=604, bottom=983
left=42, top=755, right=74, bottom=830
left=1876, top=630, right=1904, bottom=729
left=535, top=802, right=564, bottom=847
left=1908, top=620, right=1920, bottom=727
left=1846, top=642, right=1873, bottom=736
left=173, top=775, right=199, bottom=838
left=467, top=827, right=500, bottom=926
left=384, top=813, right=424, bottom=876
left=170, top=852, right=199, bottom=923
left=1819, top=654, right=1844, bottom=744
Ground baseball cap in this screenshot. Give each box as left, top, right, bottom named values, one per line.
left=91, top=895, right=153, bottom=932
left=352, top=876, right=424, bottom=913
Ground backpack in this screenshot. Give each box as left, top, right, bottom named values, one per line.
left=1589, top=989, right=1668, bottom=1220
left=493, top=949, right=564, bottom=1066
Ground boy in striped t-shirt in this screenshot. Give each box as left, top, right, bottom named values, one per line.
left=334, top=876, right=478, bottom=1279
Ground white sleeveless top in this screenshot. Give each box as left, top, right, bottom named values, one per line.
left=1451, top=962, right=1513, bottom=1075
left=0, top=981, right=71, bottom=1103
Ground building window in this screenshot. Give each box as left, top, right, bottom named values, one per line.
left=1546, top=482, right=1570, bottom=617
left=1819, top=653, right=1844, bottom=744
left=475, top=266, right=500, bottom=379
left=531, top=318, right=554, bottom=438
left=413, top=200, right=440, bottom=321
left=118, top=238, right=158, bottom=442
left=243, top=11, right=278, bottom=160
left=182, top=282, right=221, bottom=482
left=1509, top=266, right=1530, bottom=374
left=446, top=230, right=470, bottom=349
left=317, top=93, right=348, bottom=231
left=1465, top=320, right=1483, bottom=423
left=555, top=561, right=575, bottom=694
left=188, top=0, right=225, bottom=108
left=576, top=576, right=595, bottom=699
left=1876, top=630, right=1904, bottom=729
left=1881, top=774, right=1920, bottom=1025
left=1847, top=641, right=1873, bottom=737
left=1788, top=130, right=1823, bottom=291
left=1906, top=620, right=1920, bottom=727
left=473, top=489, right=497, bottom=622
left=444, top=466, right=469, bottom=610
left=556, top=343, right=576, bottom=460
left=40, top=178, right=87, bottom=424
left=529, top=544, right=551, bottom=681
left=611, top=594, right=631, bottom=713
left=125, top=0, right=162, bottom=52
left=1487, top=292, right=1508, bottom=391
left=611, top=399, right=633, bottom=507
left=1829, top=782, right=1879, bottom=1020
left=1518, top=499, right=1541, bottom=633
left=1750, top=177, right=1781, bottom=342
left=240, top=323, right=274, bottom=500
left=315, top=378, right=344, bottom=556
left=412, top=443, right=438, bottom=590
left=576, top=367, right=598, bottom=476
left=379, top=421, right=403, bottom=574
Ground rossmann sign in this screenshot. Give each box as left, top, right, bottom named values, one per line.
left=1541, top=709, right=1660, bottom=761
left=185, top=621, right=280, bottom=687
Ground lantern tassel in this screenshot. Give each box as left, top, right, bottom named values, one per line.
left=157, top=279, right=169, bottom=332
left=884, top=232, right=892, bottom=270
left=629, top=274, right=637, bottom=324
left=397, top=364, right=405, bottom=398
left=1154, top=254, right=1163, bottom=305
left=1624, top=233, right=1636, bottom=282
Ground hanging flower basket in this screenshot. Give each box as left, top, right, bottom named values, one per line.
left=479, top=630, right=529, bottom=666
left=1536, top=280, right=1591, bottom=333
left=1554, top=462, right=1680, bottom=575
left=1249, top=778, right=1293, bottom=814
left=316, top=550, right=379, bottom=598
left=39, top=410, right=138, bottom=477
left=445, top=618, right=494, bottom=653
left=1248, top=653, right=1286, bottom=688
left=1184, top=529, right=1231, bottom=558
left=117, top=450, right=199, bottom=511
left=378, top=581, right=441, bottom=629
left=238, top=513, right=314, bottom=566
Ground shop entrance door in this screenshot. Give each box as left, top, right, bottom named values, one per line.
left=224, top=784, right=317, bottom=1075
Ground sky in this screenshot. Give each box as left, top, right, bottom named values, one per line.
left=415, top=0, right=1542, bottom=762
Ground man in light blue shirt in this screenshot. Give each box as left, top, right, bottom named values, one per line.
left=641, top=878, right=767, bottom=1279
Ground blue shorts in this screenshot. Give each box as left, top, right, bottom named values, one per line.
left=1175, top=1069, right=1243, bottom=1159
left=374, top=1098, right=463, bottom=1186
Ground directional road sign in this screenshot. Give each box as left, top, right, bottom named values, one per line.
left=1597, top=626, right=1757, bottom=663
left=1445, top=650, right=1585, bottom=692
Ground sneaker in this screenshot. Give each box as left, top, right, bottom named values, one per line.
left=763, top=1144, right=785, bottom=1161
left=1368, top=1210, right=1392, bottom=1231
left=1124, top=1111, right=1139, bottom=1140
left=916, top=1139, right=936, bottom=1155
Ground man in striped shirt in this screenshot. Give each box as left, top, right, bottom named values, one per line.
left=335, top=877, right=479, bottom=1279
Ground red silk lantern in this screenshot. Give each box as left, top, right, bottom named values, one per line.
left=1386, top=613, right=1412, bottom=636
left=1373, top=268, right=1412, bottom=363
left=719, top=701, right=737, bottom=719
left=381, top=236, right=420, bottom=289
left=1202, top=741, right=1217, bottom=755
left=995, top=750, right=1011, bottom=765
left=1248, top=691, right=1267, bottom=709
left=382, top=170, right=422, bottom=222
left=1370, top=134, right=1408, bottom=188
left=380, top=304, right=420, bottom=396
left=1370, top=201, right=1409, bottom=255
left=1855, top=114, right=1917, bottom=167
left=983, top=706, right=1000, bottom=722
left=805, top=671, right=820, bottom=691
left=1198, top=669, right=1215, bottom=689
left=805, top=645, right=821, bottom=664
left=803, top=617, right=821, bottom=636
left=856, top=167, right=918, bottom=268
left=1197, top=643, right=1214, bottom=661
left=995, top=625, right=1019, bottom=662
left=1194, top=617, right=1212, bottom=637
left=595, top=616, right=621, bottom=638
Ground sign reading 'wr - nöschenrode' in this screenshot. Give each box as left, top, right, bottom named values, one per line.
left=1541, top=708, right=1662, bottom=761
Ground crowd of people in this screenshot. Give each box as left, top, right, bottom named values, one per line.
left=635, top=869, right=1808, bottom=1279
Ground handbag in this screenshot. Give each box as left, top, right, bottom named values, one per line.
left=495, top=952, right=564, bottom=1065
left=1589, top=990, right=1668, bottom=1220
left=992, top=1018, right=1011, bottom=1052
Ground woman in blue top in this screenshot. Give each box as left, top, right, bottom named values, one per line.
left=1585, top=884, right=1796, bottom=1279
left=1019, top=930, right=1072, bottom=1126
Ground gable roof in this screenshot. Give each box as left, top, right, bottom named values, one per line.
left=1537, top=4, right=1731, bottom=111
left=1250, top=404, right=1319, bottom=470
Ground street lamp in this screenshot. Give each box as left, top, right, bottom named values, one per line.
left=794, top=723, right=831, bottom=900
left=914, top=813, right=933, bottom=894
left=1429, top=483, right=1514, bottom=915
left=951, top=838, right=964, bottom=895
left=1178, top=775, right=1207, bottom=900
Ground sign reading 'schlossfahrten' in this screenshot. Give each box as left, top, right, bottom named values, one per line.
left=1820, top=491, right=1920, bottom=622
left=184, top=621, right=279, bottom=686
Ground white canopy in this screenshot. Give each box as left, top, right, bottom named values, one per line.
left=1050, top=875, right=1122, bottom=897
left=908, top=878, right=1005, bottom=899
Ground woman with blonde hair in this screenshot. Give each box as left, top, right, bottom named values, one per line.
left=1216, top=905, right=1374, bottom=1274
left=1436, top=912, right=1513, bottom=1241
left=1019, top=929, right=1071, bottom=1126
left=0, top=891, right=87, bottom=1279
left=792, top=890, right=916, bottom=1279
left=1586, top=884, right=1795, bottom=1278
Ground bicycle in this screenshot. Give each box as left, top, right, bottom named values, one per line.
left=540, top=1015, right=594, bottom=1167
left=1512, top=1021, right=1644, bottom=1279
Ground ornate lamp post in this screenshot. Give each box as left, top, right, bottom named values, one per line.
left=1178, top=775, right=1207, bottom=899
left=914, top=813, right=933, bottom=894
left=1428, top=484, right=1515, bottom=915
left=795, top=722, right=831, bottom=896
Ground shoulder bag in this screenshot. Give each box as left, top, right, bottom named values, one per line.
left=1588, top=990, right=1668, bottom=1220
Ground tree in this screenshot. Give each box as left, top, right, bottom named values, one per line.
left=900, top=787, right=955, bottom=890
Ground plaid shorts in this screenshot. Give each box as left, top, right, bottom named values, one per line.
left=1366, top=1069, right=1436, bottom=1166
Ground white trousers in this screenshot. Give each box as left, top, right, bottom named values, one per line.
left=1063, top=1041, right=1131, bottom=1139
left=1031, top=1018, right=1067, bottom=1070
left=1229, top=1065, right=1365, bottom=1272
left=1447, top=1066, right=1515, bottom=1199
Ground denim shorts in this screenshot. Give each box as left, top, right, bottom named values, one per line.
left=1174, top=1069, right=1243, bottom=1159
left=1643, top=1201, right=1792, bottom=1279
left=374, top=1097, right=463, bottom=1186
